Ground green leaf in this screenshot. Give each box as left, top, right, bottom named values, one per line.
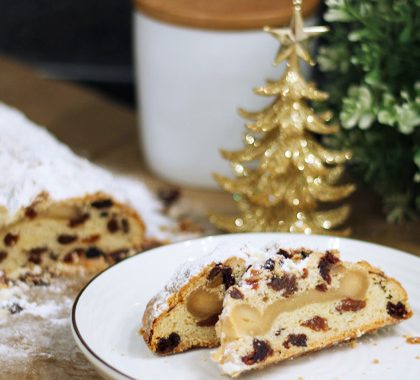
left=399, top=25, right=412, bottom=43
left=365, top=69, right=381, bottom=86
left=414, top=149, right=420, bottom=168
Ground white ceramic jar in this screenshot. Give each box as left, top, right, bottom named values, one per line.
left=134, top=0, right=320, bottom=188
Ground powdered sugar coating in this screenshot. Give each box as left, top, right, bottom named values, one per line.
left=217, top=347, right=244, bottom=376
left=0, top=102, right=171, bottom=238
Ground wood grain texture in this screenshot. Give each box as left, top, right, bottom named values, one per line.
left=134, top=0, right=320, bottom=30
left=0, top=58, right=135, bottom=160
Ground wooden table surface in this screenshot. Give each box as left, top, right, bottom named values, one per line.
left=0, top=55, right=418, bottom=379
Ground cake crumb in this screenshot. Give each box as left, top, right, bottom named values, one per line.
left=405, top=336, right=420, bottom=344
left=372, top=359, right=380, bottom=364
left=349, top=340, right=358, bottom=349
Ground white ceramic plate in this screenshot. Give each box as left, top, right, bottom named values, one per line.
left=71, top=233, right=420, bottom=380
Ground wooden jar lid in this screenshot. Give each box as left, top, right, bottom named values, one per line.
left=134, top=0, right=320, bottom=30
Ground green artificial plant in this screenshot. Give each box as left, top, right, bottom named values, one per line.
left=318, top=0, right=420, bottom=221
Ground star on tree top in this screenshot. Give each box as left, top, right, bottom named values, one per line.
left=264, top=0, right=329, bottom=66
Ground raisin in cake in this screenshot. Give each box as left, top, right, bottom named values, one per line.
left=0, top=103, right=167, bottom=281
left=141, top=242, right=271, bottom=354
left=212, top=249, right=412, bottom=377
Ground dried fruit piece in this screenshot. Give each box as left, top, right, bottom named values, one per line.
left=386, top=301, right=409, bottom=319
left=275, top=328, right=285, bottom=336
left=196, top=313, right=219, bottom=327
left=4, top=233, right=19, bottom=247
left=25, top=206, right=37, bottom=219
left=300, top=249, right=311, bottom=259
left=283, top=334, right=307, bottom=349
left=81, top=234, right=100, bottom=244
left=241, top=339, right=273, bottom=365
left=301, top=316, right=329, bottom=331
left=315, top=283, right=328, bottom=292
left=57, top=234, right=78, bottom=245
left=28, top=247, right=48, bottom=264
left=0, top=251, right=7, bottom=263
left=207, top=264, right=235, bottom=289
left=107, top=218, right=119, bottom=233
left=318, top=251, right=340, bottom=284
left=156, top=332, right=181, bottom=354
left=276, top=248, right=291, bottom=258
left=157, top=188, right=180, bottom=207
left=68, top=213, right=90, bottom=227
left=8, top=303, right=23, bottom=314
left=336, top=298, right=366, bottom=313
left=222, top=267, right=235, bottom=290
left=63, top=248, right=84, bottom=263
left=91, top=199, right=113, bottom=209
left=18, top=272, right=49, bottom=286
left=110, top=249, right=129, bottom=263
left=245, top=277, right=259, bottom=290
left=229, top=287, right=244, bottom=300
left=264, top=258, right=275, bottom=270
left=207, top=263, right=223, bottom=281
left=268, top=273, right=297, bottom=297
left=121, top=218, right=130, bottom=233
left=49, top=252, right=59, bottom=261
left=85, top=247, right=103, bottom=258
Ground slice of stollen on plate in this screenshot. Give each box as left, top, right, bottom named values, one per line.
left=140, top=242, right=411, bottom=377
left=71, top=234, right=418, bottom=379
left=211, top=248, right=412, bottom=377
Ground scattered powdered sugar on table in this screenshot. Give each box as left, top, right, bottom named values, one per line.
left=0, top=276, right=102, bottom=379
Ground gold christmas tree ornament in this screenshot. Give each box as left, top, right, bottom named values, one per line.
left=211, top=0, right=355, bottom=235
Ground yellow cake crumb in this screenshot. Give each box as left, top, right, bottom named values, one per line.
left=349, top=340, right=358, bottom=349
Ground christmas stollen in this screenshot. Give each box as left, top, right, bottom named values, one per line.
left=212, top=249, right=412, bottom=377
left=141, top=242, right=275, bottom=354
left=142, top=243, right=320, bottom=354
left=0, top=103, right=166, bottom=282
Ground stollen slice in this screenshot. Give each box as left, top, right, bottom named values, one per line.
left=212, top=249, right=412, bottom=377
left=141, top=242, right=270, bottom=354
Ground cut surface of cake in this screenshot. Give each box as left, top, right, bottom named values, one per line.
left=1, top=191, right=145, bottom=280
left=0, top=103, right=168, bottom=282
left=211, top=248, right=412, bottom=377
left=141, top=242, right=270, bottom=354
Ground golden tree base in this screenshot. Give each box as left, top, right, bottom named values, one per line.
left=209, top=209, right=351, bottom=236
